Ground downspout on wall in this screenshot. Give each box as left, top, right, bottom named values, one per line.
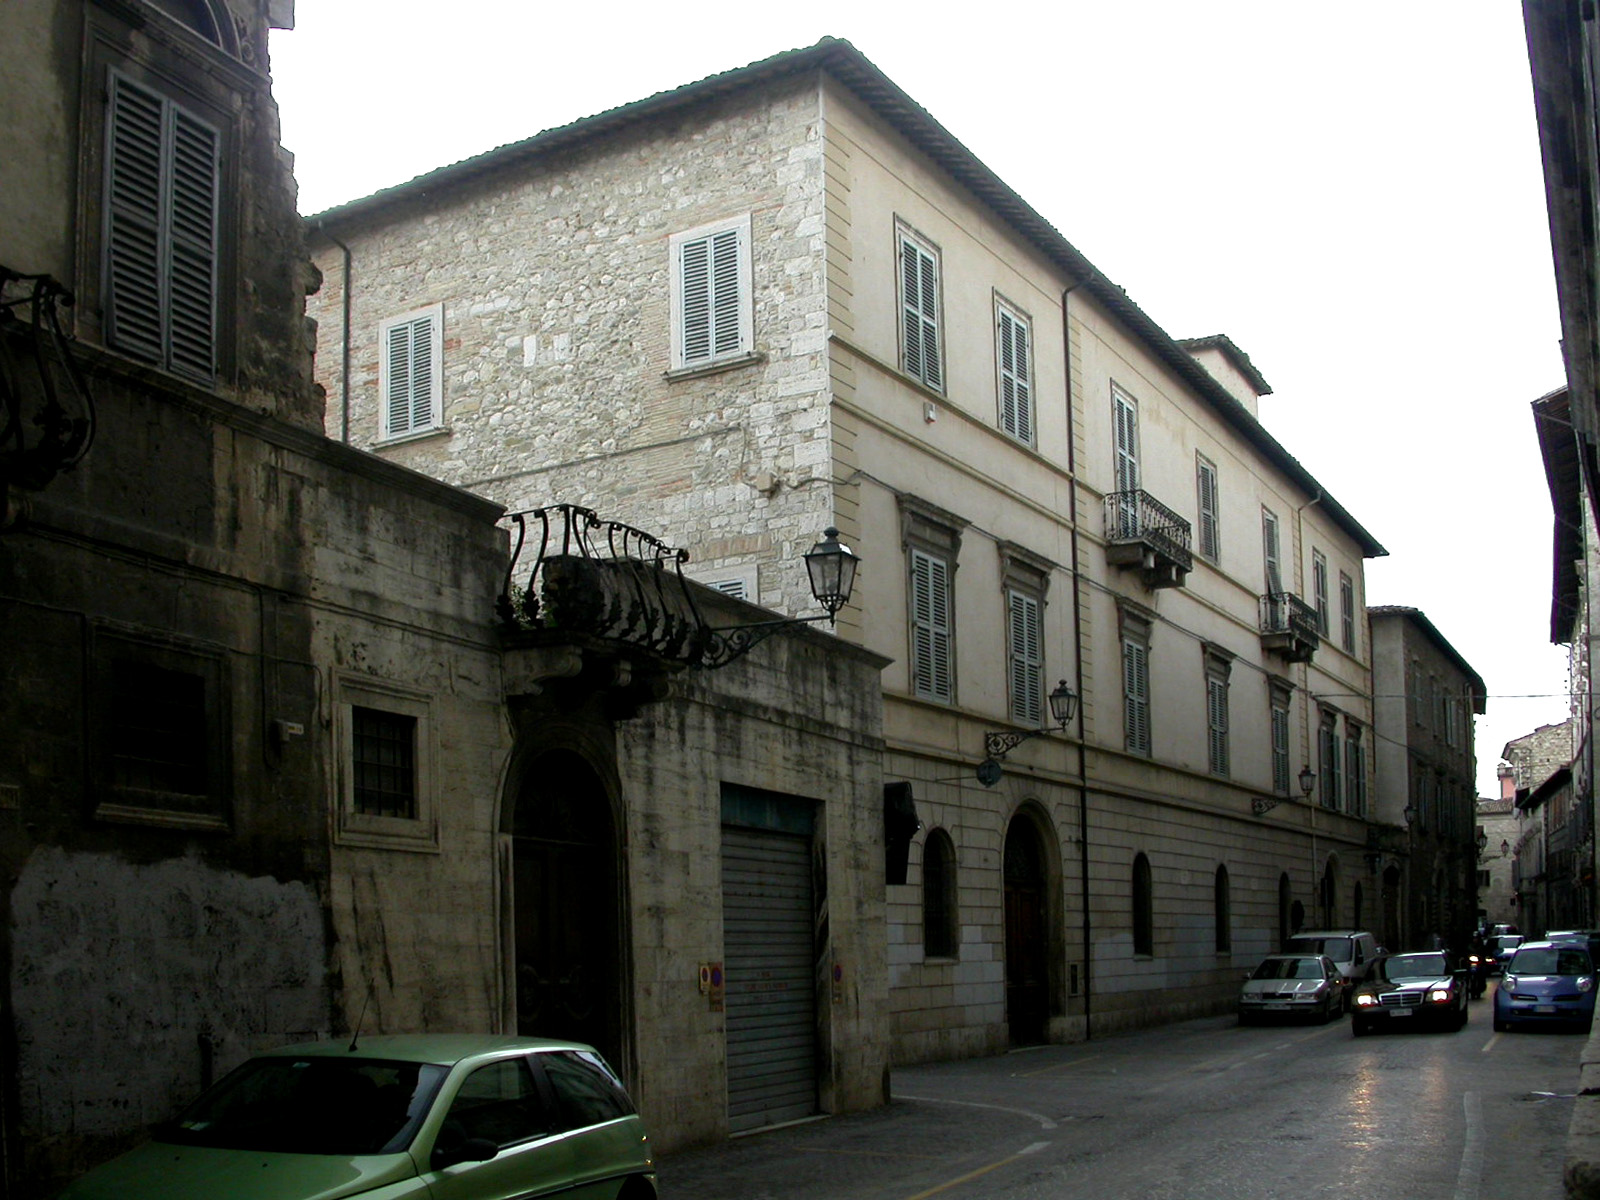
left=316, top=223, right=354, bottom=443
left=1062, top=280, right=1091, bottom=1039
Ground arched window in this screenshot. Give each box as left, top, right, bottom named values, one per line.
left=1132, top=853, right=1153, bottom=956
left=922, top=829, right=957, bottom=958
left=1214, top=865, right=1232, bottom=953
left=1278, top=873, right=1293, bottom=949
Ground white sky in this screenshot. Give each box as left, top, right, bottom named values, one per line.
left=269, top=3, right=1570, bottom=796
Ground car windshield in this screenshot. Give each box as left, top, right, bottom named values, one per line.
left=155, top=1056, right=450, bottom=1155
left=1287, top=936, right=1352, bottom=960
left=1510, top=948, right=1593, bottom=977
left=1382, top=953, right=1446, bottom=980
left=1252, top=957, right=1323, bottom=981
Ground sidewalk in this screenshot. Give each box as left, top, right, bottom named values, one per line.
left=1568, top=1023, right=1600, bottom=1197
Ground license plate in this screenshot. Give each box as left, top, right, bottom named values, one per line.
left=1263, top=1003, right=1291, bottom=1011
left=1387, top=1009, right=1411, bottom=1018
left=1536, top=1005, right=1557, bottom=1013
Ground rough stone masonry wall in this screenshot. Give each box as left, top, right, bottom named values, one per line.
left=310, top=79, right=837, bottom=617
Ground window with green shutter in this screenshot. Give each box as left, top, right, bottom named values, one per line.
left=996, top=300, right=1032, bottom=444
left=1007, top=589, right=1043, bottom=725
left=910, top=547, right=953, bottom=702
left=103, top=67, right=219, bottom=382
left=379, top=305, right=443, bottom=439
left=670, top=215, right=752, bottom=370
left=899, top=226, right=943, bottom=391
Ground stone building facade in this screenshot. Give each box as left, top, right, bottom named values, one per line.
left=1368, top=607, right=1487, bottom=952
left=1, top=4, right=890, bottom=1192
left=307, top=38, right=1391, bottom=1058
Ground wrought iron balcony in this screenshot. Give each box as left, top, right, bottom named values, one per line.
left=1259, top=591, right=1319, bottom=663
left=1, top=268, right=96, bottom=526
left=1103, top=490, right=1193, bottom=588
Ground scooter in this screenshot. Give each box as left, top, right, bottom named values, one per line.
left=1467, top=954, right=1488, bottom=999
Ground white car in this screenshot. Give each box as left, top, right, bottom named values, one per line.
left=1239, top=954, right=1346, bottom=1024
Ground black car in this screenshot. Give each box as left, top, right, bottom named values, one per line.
left=1350, top=951, right=1469, bottom=1035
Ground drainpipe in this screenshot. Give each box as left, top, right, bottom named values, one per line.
left=316, top=222, right=354, bottom=443
left=1062, top=280, right=1091, bottom=1039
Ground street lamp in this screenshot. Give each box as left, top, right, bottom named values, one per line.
left=1298, top=766, right=1316, bottom=800
left=1501, top=839, right=1510, bottom=856
left=1251, top=764, right=1316, bottom=816
left=976, top=680, right=1079, bottom=786
left=698, top=528, right=861, bottom=667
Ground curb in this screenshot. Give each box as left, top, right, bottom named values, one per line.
left=1566, top=1022, right=1600, bottom=1197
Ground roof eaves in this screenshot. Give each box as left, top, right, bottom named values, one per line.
left=308, top=36, right=1385, bottom=557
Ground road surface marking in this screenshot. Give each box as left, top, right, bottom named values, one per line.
left=895, top=1094, right=1057, bottom=1130
left=1455, top=1091, right=1483, bottom=1200
left=899, top=1141, right=1050, bottom=1200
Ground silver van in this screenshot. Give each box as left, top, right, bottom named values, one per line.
left=1283, top=930, right=1382, bottom=1007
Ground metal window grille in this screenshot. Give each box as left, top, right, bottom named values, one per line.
left=352, top=706, right=417, bottom=818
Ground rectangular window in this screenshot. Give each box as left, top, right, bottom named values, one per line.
left=1196, top=455, right=1220, bottom=563
left=337, top=675, right=436, bottom=851
left=1269, top=681, right=1292, bottom=796
left=996, top=299, right=1033, bottom=444
left=910, top=548, right=953, bottom=702
left=92, top=630, right=230, bottom=830
left=1345, top=725, right=1367, bottom=817
left=104, top=67, right=220, bottom=381
left=1112, top=385, right=1141, bottom=536
left=380, top=304, right=443, bottom=439
left=1319, top=712, right=1341, bottom=810
left=1203, top=659, right=1228, bottom=780
left=670, top=214, right=752, bottom=370
left=1312, top=550, right=1329, bottom=635
left=1123, top=637, right=1151, bottom=757
left=1339, top=571, right=1355, bottom=653
left=899, top=226, right=943, bottom=391
left=1262, top=509, right=1281, bottom=593
left=1007, top=589, right=1043, bottom=725
left=352, top=706, right=417, bottom=819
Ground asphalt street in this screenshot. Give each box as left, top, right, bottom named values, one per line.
left=660, top=988, right=1578, bottom=1199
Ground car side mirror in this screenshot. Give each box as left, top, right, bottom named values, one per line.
left=432, top=1136, right=499, bottom=1170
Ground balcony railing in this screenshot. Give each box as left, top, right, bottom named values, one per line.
left=1259, top=591, right=1319, bottom=663
left=497, top=504, right=706, bottom=663
left=1103, top=490, right=1193, bottom=588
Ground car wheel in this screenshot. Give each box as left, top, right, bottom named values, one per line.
left=1352, top=1018, right=1369, bottom=1037
left=1494, top=1016, right=1509, bottom=1032
left=1452, top=1003, right=1468, bottom=1031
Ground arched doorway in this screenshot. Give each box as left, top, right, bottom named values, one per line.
left=511, top=749, right=622, bottom=1065
left=1003, top=817, right=1048, bottom=1045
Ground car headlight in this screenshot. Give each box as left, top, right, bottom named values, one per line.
left=1355, top=993, right=1377, bottom=1007
left=1503, top=974, right=1517, bottom=989
left=1580, top=976, right=1594, bottom=993
left=1428, top=989, right=1450, bottom=1003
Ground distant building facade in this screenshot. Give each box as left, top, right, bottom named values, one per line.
left=1368, top=608, right=1486, bottom=952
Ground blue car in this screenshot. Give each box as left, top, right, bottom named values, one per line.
left=1493, top=940, right=1597, bottom=1032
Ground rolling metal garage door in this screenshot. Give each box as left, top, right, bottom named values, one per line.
left=721, top=825, right=816, bottom=1132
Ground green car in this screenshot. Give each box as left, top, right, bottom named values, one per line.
left=59, top=1034, right=655, bottom=1200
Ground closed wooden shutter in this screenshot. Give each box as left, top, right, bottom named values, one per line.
left=1197, top=457, right=1219, bottom=561
left=382, top=310, right=440, bottom=437
left=1008, top=590, right=1042, bottom=725
left=105, top=69, right=218, bottom=380
left=1207, top=675, right=1229, bottom=775
left=901, top=235, right=941, bottom=391
left=1123, top=638, right=1150, bottom=756
left=679, top=226, right=743, bottom=365
left=998, top=305, right=1031, bottom=442
left=910, top=548, right=952, bottom=701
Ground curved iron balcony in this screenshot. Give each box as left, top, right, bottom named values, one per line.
left=1103, top=490, right=1192, bottom=589
left=1259, top=591, right=1319, bottom=663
